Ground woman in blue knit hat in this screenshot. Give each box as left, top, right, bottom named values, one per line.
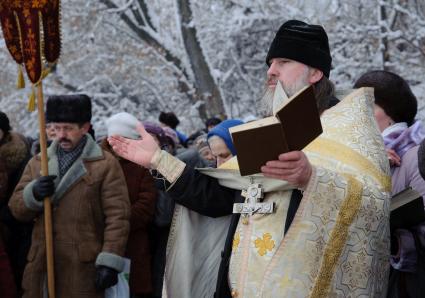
left=207, top=119, right=243, bottom=167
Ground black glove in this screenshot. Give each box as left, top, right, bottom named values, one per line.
left=95, top=265, right=118, bottom=290
left=32, top=175, right=56, bottom=201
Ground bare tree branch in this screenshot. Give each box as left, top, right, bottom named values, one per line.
left=99, top=0, right=189, bottom=79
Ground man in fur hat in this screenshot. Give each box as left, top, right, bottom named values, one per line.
left=109, top=20, right=391, bottom=297
left=9, top=95, right=130, bottom=298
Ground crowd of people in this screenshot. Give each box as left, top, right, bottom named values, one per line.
left=0, top=100, right=241, bottom=298
left=0, top=19, right=425, bottom=298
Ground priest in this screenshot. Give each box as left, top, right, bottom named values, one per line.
left=109, top=20, right=391, bottom=298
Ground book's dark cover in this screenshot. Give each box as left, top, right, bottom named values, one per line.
left=231, top=123, right=287, bottom=176
left=230, top=85, right=322, bottom=176
left=276, top=86, right=322, bottom=151
left=390, top=194, right=425, bottom=231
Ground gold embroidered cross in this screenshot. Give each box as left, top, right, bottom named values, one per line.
left=254, top=233, right=275, bottom=256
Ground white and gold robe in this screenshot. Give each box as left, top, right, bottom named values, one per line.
left=161, top=87, right=391, bottom=298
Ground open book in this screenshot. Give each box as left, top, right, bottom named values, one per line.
left=390, top=187, right=425, bottom=231
left=230, top=83, right=322, bottom=176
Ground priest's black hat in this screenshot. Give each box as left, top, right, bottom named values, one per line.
left=266, top=20, right=332, bottom=77
left=46, top=94, right=92, bottom=124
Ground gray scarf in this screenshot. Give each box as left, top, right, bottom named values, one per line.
left=57, top=135, right=87, bottom=178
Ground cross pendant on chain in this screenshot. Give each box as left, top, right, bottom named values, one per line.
left=233, top=178, right=275, bottom=224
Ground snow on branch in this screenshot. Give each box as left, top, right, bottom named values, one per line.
left=105, top=0, right=135, bottom=13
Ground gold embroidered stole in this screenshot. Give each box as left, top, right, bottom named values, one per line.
left=228, top=190, right=291, bottom=297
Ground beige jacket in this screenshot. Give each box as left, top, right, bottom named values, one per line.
left=9, top=135, right=130, bottom=298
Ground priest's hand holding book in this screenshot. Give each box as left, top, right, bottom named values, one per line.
left=261, top=151, right=313, bottom=189
left=230, top=84, right=321, bottom=185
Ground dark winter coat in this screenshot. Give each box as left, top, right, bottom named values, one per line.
left=0, top=239, right=16, bottom=298
left=101, top=140, right=157, bottom=294
left=0, top=132, right=31, bottom=294
left=9, top=135, right=130, bottom=298
left=0, top=148, right=18, bottom=298
left=0, top=132, right=31, bottom=202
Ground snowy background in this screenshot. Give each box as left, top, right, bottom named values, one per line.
left=1, top=0, right=424, bottom=138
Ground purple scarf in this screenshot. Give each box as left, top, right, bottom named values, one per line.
left=387, top=122, right=425, bottom=271
left=383, top=121, right=425, bottom=158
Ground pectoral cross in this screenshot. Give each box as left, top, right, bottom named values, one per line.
left=233, top=179, right=275, bottom=224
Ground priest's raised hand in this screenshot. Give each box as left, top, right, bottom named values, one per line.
left=261, top=151, right=313, bottom=189
left=107, top=122, right=159, bottom=168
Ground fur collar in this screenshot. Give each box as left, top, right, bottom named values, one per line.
left=38, top=134, right=104, bottom=203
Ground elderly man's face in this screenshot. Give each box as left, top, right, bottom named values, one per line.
left=262, top=58, right=324, bottom=116
left=267, top=58, right=314, bottom=97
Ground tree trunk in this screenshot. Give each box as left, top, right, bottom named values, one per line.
left=378, top=1, right=390, bottom=70
left=176, top=0, right=226, bottom=120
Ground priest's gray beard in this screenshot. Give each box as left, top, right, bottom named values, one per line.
left=259, top=67, right=310, bottom=116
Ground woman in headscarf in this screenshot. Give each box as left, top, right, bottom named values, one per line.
left=355, top=70, right=425, bottom=298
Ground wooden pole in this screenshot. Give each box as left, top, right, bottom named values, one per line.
left=36, top=82, right=56, bottom=298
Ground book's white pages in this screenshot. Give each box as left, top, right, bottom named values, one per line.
left=272, top=81, right=289, bottom=116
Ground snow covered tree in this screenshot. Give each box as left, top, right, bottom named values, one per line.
left=1, top=0, right=424, bottom=136
left=98, top=0, right=226, bottom=120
